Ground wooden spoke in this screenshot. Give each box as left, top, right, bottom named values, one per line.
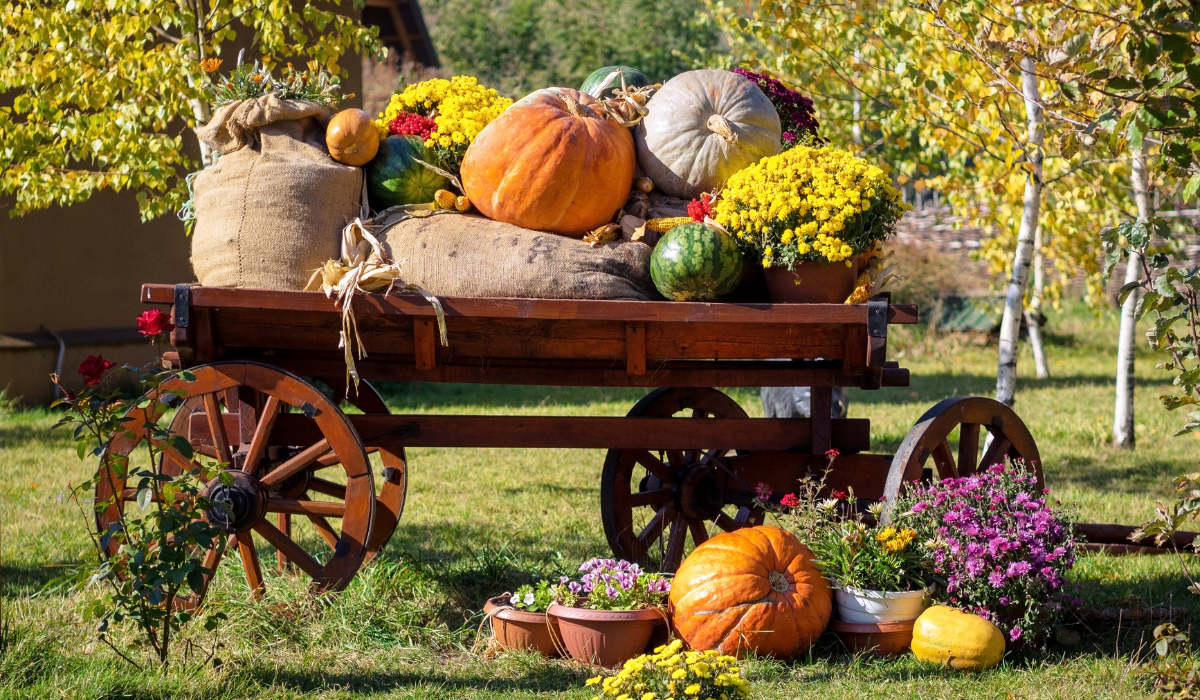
left=714, top=512, right=739, bottom=533
left=634, top=451, right=675, bottom=484
left=637, top=507, right=675, bottom=551
left=243, top=395, right=281, bottom=476
left=276, top=513, right=290, bottom=572
left=161, top=447, right=204, bottom=478
left=931, top=438, right=958, bottom=479
left=663, top=517, right=688, bottom=573
left=236, top=531, right=264, bottom=599
left=689, top=518, right=709, bottom=547
left=307, top=515, right=341, bottom=549
left=666, top=450, right=688, bottom=473
left=308, top=477, right=348, bottom=500
left=260, top=439, right=330, bottom=487
left=202, top=393, right=234, bottom=467
left=630, top=488, right=671, bottom=508
left=979, top=434, right=1012, bottom=472
left=315, top=452, right=343, bottom=468
left=958, top=423, right=981, bottom=476
left=254, top=519, right=324, bottom=579
left=266, top=497, right=345, bottom=518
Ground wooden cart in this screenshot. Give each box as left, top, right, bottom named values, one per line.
left=96, top=284, right=1045, bottom=607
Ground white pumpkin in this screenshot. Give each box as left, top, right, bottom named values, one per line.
left=634, top=70, right=782, bottom=199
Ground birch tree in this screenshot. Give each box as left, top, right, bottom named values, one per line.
left=1113, top=143, right=1152, bottom=447
left=0, top=0, right=382, bottom=221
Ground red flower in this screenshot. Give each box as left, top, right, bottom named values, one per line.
left=78, top=355, right=115, bottom=386
left=780, top=493, right=801, bottom=508
left=687, top=193, right=714, bottom=222
left=137, top=309, right=175, bottom=336
left=831, top=490, right=848, bottom=500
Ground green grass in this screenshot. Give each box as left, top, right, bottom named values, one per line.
left=1, top=303, right=1197, bottom=698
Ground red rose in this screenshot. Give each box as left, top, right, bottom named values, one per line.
left=78, top=355, right=115, bottom=386
left=137, top=309, right=175, bottom=337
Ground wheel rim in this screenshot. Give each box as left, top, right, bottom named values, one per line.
left=96, top=362, right=375, bottom=609
left=601, top=387, right=758, bottom=573
left=882, top=396, right=1042, bottom=514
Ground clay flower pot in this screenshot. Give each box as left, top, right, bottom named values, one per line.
left=484, top=596, right=562, bottom=656
left=831, top=619, right=915, bottom=656
left=763, top=260, right=857, bottom=303
left=547, top=603, right=664, bottom=666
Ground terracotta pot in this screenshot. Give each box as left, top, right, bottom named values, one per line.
left=763, top=261, right=857, bottom=303
left=547, top=603, right=664, bottom=666
left=831, top=619, right=915, bottom=656
left=484, top=596, right=563, bottom=656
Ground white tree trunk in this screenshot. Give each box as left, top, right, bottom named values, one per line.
left=1027, top=224, right=1050, bottom=378
left=852, top=51, right=864, bottom=146
left=994, top=56, right=1045, bottom=406
left=1113, top=143, right=1151, bottom=448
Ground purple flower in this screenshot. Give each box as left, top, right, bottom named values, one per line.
left=568, top=582, right=582, bottom=595
left=605, top=586, right=619, bottom=599
left=730, top=68, right=820, bottom=143
left=1010, top=627, right=1023, bottom=642
left=988, top=571, right=1005, bottom=587
left=1006, top=561, right=1032, bottom=578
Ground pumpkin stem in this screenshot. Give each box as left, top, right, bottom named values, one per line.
left=561, top=92, right=585, bottom=117
left=767, top=570, right=790, bottom=593
left=706, top=114, right=741, bottom=147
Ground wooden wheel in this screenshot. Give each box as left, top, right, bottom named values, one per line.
left=162, top=377, right=406, bottom=569
left=882, top=396, right=1042, bottom=509
left=601, top=387, right=760, bottom=573
left=95, top=362, right=375, bottom=609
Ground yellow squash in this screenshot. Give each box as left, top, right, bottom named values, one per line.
left=911, top=605, right=1005, bottom=671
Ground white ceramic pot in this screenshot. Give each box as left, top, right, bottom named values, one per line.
left=835, top=587, right=927, bottom=623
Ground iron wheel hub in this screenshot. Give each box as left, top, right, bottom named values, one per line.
left=201, top=469, right=267, bottom=534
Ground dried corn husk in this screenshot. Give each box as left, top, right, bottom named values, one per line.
left=843, top=250, right=901, bottom=303
left=306, top=212, right=451, bottom=394
left=597, top=78, right=661, bottom=127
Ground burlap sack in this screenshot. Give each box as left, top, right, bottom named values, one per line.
left=378, top=214, right=658, bottom=300
left=191, top=95, right=363, bottom=289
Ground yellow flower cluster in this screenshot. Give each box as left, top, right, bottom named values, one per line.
left=376, top=76, right=511, bottom=150
left=875, top=527, right=917, bottom=553
left=713, top=144, right=908, bottom=268
left=586, top=640, right=750, bottom=700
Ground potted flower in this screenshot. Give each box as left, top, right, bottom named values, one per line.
left=759, top=474, right=926, bottom=655
left=547, top=558, right=671, bottom=667
left=711, top=143, right=909, bottom=303
left=483, top=580, right=562, bottom=656
left=892, top=462, right=1079, bottom=648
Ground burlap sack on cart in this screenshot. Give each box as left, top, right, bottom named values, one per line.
left=376, top=214, right=658, bottom=300
left=191, top=95, right=362, bottom=290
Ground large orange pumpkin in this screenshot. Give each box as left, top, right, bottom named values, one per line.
left=670, top=526, right=831, bottom=658
left=460, top=87, right=635, bottom=237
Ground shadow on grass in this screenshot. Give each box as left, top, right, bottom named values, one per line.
left=236, top=658, right=592, bottom=695
left=373, top=382, right=650, bottom=412
left=1, top=561, right=78, bottom=597
left=1049, top=455, right=1187, bottom=494
left=0, top=422, right=74, bottom=450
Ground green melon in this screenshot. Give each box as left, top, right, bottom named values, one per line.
left=580, top=66, right=651, bottom=99
left=366, top=135, right=449, bottom=211
left=650, top=223, right=744, bottom=301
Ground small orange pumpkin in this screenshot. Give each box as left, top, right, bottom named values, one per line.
left=326, top=108, right=380, bottom=166
left=460, top=87, right=635, bottom=236
left=670, top=525, right=831, bottom=658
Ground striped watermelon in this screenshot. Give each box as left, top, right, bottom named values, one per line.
left=366, top=136, right=449, bottom=211
left=650, top=223, right=743, bottom=301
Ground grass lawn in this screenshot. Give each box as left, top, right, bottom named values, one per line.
left=2, top=304, right=1197, bottom=698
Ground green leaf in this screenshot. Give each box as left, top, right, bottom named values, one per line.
left=1184, top=173, right=1200, bottom=201
left=137, top=488, right=152, bottom=510
left=1106, top=77, right=1140, bottom=90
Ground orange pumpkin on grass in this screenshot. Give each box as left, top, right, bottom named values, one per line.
left=460, top=87, right=635, bottom=237
left=670, top=525, right=831, bottom=658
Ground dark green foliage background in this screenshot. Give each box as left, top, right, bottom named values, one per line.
left=422, top=0, right=722, bottom=97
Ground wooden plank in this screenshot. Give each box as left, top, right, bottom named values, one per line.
left=242, top=352, right=912, bottom=389
left=413, top=318, right=438, bottom=370
left=718, top=451, right=893, bottom=503
left=809, top=387, right=833, bottom=455
left=646, top=322, right=845, bottom=361
left=141, top=284, right=919, bottom=325
left=626, top=322, right=646, bottom=376
left=189, top=413, right=873, bottom=451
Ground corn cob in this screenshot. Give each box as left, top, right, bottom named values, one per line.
left=644, top=216, right=693, bottom=233
left=844, top=271, right=874, bottom=304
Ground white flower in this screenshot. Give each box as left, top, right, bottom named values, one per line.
left=510, top=594, right=520, bottom=606
left=524, top=592, right=535, bottom=606
left=819, top=499, right=839, bottom=511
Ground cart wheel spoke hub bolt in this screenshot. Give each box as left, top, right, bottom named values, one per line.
left=201, top=469, right=268, bottom=533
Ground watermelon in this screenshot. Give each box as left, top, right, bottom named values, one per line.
left=365, top=135, right=449, bottom=211
left=581, top=66, right=651, bottom=99
left=650, top=223, right=743, bottom=301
